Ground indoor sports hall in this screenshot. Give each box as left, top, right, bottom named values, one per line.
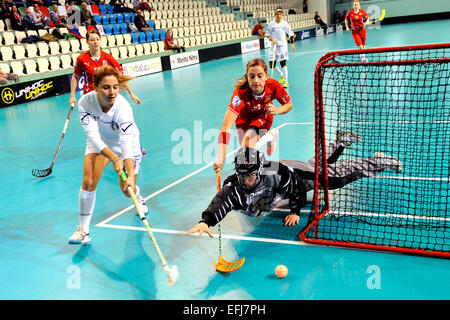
left=1, top=0, right=450, bottom=301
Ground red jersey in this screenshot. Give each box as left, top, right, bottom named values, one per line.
left=228, top=78, right=291, bottom=120
left=345, top=9, right=369, bottom=30
left=74, top=50, right=123, bottom=94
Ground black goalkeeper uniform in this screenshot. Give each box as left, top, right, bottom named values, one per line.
left=200, top=162, right=307, bottom=227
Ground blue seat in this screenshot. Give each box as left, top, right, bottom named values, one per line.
left=159, top=29, right=166, bottom=41
left=101, top=14, right=109, bottom=25
left=109, top=14, right=117, bottom=24
left=130, top=12, right=136, bottom=21
left=139, top=32, right=146, bottom=43
left=153, top=30, right=160, bottom=41
left=99, top=4, right=106, bottom=14
left=112, top=24, right=121, bottom=34
left=116, top=13, right=123, bottom=23
left=103, top=24, right=113, bottom=35
left=131, top=33, right=139, bottom=43
left=120, top=23, right=128, bottom=33
left=148, top=20, right=155, bottom=30
left=123, top=12, right=130, bottom=23
left=145, top=31, right=153, bottom=42
left=106, top=4, right=113, bottom=13
left=93, top=14, right=101, bottom=25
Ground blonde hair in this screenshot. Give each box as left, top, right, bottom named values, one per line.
left=93, top=65, right=134, bottom=89
left=233, top=58, right=268, bottom=89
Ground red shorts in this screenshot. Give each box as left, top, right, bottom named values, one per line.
left=352, top=28, right=367, bottom=47
left=235, top=114, right=273, bottom=143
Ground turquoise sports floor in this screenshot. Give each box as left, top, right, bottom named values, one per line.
left=1, top=20, right=450, bottom=300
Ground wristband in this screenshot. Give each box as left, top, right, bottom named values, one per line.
left=112, top=157, right=121, bottom=163
left=218, top=131, right=231, bottom=145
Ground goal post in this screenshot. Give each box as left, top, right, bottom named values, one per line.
left=299, top=43, right=450, bottom=258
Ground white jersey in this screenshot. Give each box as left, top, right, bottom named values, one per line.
left=266, top=19, right=294, bottom=61
left=266, top=19, right=294, bottom=46
left=78, top=91, right=141, bottom=160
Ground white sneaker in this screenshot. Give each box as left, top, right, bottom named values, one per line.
left=68, top=226, right=91, bottom=245
left=266, top=128, right=279, bottom=155
left=374, top=151, right=403, bottom=173
left=336, top=131, right=362, bottom=147
left=136, top=197, right=149, bottom=216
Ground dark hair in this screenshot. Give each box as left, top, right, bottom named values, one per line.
left=86, top=29, right=101, bottom=40
left=233, top=58, right=268, bottom=89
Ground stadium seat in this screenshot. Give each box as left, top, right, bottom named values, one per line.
left=131, top=33, right=139, bottom=43
left=135, top=43, right=143, bottom=56
left=139, top=32, right=146, bottom=43
left=36, top=57, right=50, bottom=73
left=120, top=23, right=127, bottom=33
left=112, top=24, right=121, bottom=35
left=49, top=56, right=61, bottom=71
left=103, top=24, right=113, bottom=35
left=93, top=14, right=101, bottom=25
left=0, top=62, right=10, bottom=74
left=123, top=12, right=130, bottom=23
left=69, top=39, right=81, bottom=52
left=13, top=45, right=26, bottom=60
left=117, top=13, right=123, bottom=23
left=153, top=30, right=160, bottom=41
left=0, top=46, right=13, bottom=61
left=123, top=33, right=131, bottom=45
left=145, top=31, right=153, bottom=42
left=109, top=14, right=117, bottom=24
left=37, top=42, right=49, bottom=56
left=110, top=47, right=120, bottom=60
left=60, top=40, right=71, bottom=54
left=118, top=46, right=128, bottom=59
left=115, top=34, right=124, bottom=46
left=128, top=45, right=136, bottom=58
left=159, top=29, right=166, bottom=41
left=10, top=61, right=23, bottom=76
left=49, top=41, right=61, bottom=55
left=157, top=41, right=164, bottom=52
left=99, top=4, right=106, bottom=14
left=60, top=54, right=73, bottom=69
left=90, top=5, right=100, bottom=16
left=25, top=43, right=38, bottom=58
left=106, top=4, right=113, bottom=13
left=101, top=14, right=110, bottom=25
left=106, top=35, right=116, bottom=47
left=150, top=42, right=158, bottom=53
left=24, top=59, right=38, bottom=75
left=15, top=31, right=27, bottom=44
left=142, top=43, right=151, bottom=55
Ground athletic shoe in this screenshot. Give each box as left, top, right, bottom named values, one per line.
left=279, top=76, right=284, bottom=83
left=374, top=151, right=403, bottom=173
left=137, top=196, right=149, bottom=216
left=266, top=128, right=279, bottom=155
left=360, top=54, right=369, bottom=63
left=336, top=130, right=362, bottom=147
left=282, top=81, right=289, bottom=88
left=141, top=146, right=147, bottom=157
left=68, top=226, right=91, bottom=245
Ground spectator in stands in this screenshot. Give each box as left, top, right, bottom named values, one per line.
left=164, top=29, right=185, bottom=53
left=252, top=21, right=265, bottom=37
left=80, top=1, right=96, bottom=26
left=132, top=0, right=152, bottom=12
left=0, top=0, right=11, bottom=21
left=0, top=66, right=20, bottom=85
left=9, top=5, right=26, bottom=30
left=302, top=0, right=308, bottom=13
left=113, top=0, right=134, bottom=13
left=134, top=9, right=152, bottom=32
left=23, top=8, right=43, bottom=30
left=31, top=3, right=50, bottom=28
left=314, top=11, right=327, bottom=27
left=334, top=10, right=342, bottom=24
left=50, top=4, right=68, bottom=27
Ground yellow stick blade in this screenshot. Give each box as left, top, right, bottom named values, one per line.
left=379, top=9, right=386, bottom=21
left=215, top=256, right=245, bottom=273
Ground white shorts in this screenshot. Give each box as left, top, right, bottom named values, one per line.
left=85, top=140, right=143, bottom=174
left=269, top=43, right=289, bottom=62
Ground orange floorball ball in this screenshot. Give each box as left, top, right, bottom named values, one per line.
left=275, top=265, right=288, bottom=278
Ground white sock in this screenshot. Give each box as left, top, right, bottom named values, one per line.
left=276, top=65, right=283, bottom=76
left=283, top=66, right=288, bottom=82
left=79, top=188, right=96, bottom=234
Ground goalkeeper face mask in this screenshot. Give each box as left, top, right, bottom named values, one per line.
left=234, top=147, right=265, bottom=190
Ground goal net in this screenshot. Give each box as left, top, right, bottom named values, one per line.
left=299, top=43, right=450, bottom=258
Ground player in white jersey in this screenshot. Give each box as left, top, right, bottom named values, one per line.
left=266, top=8, right=296, bottom=88
left=69, top=65, right=148, bottom=245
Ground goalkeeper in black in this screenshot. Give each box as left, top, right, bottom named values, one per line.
left=187, top=132, right=403, bottom=238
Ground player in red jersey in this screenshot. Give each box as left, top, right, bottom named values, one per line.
left=213, top=58, right=293, bottom=172
left=69, top=29, right=141, bottom=106
left=345, top=0, right=371, bottom=51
